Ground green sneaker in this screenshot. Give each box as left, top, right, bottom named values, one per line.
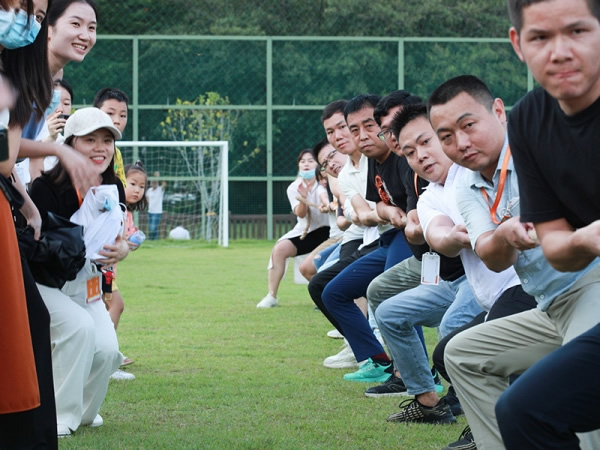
left=343, top=358, right=392, bottom=383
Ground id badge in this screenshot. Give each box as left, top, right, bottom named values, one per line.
left=421, top=252, right=440, bottom=285
left=86, top=275, right=102, bottom=304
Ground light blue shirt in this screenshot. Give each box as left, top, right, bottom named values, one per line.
left=455, top=138, right=599, bottom=311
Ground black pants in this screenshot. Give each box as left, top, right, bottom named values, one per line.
left=0, top=257, right=57, bottom=449
left=432, top=285, right=537, bottom=384
left=307, top=239, right=376, bottom=333
left=496, top=322, right=600, bottom=449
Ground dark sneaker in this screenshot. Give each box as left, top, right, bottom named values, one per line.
left=443, top=425, right=476, bottom=449
left=364, top=374, right=408, bottom=398
left=386, top=398, right=457, bottom=424
left=439, top=385, right=463, bottom=417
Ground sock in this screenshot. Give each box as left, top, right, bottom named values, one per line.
left=371, top=352, right=390, bottom=365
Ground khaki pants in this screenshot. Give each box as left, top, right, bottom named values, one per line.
left=445, top=264, right=600, bottom=450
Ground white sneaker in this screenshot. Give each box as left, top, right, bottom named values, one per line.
left=327, top=329, right=344, bottom=339
left=110, top=369, right=135, bottom=380
left=90, top=414, right=104, bottom=428
left=257, top=293, right=279, bottom=308
left=323, top=341, right=360, bottom=369
left=57, top=424, right=71, bottom=437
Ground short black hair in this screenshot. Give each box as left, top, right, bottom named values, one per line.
left=343, top=94, right=381, bottom=122
left=427, top=75, right=494, bottom=116
left=390, top=103, right=428, bottom=142
left=373, top=90, right=423, bottom=126
left=312, top=137, right=331, bottom=162
left=93, top=88, right=130, bottom=108
left=58, top=78, right=74, bottom=106
left=321, top=100, right=347, bottom=123
left=507, top=0, right=600, bottom=32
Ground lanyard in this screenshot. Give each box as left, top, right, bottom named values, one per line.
left=414, top=172, right=419, bottom=198
left=480, top=146, right=511, bottom=225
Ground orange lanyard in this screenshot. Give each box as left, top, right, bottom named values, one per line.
left=75, top=189, right=83, bottom=207
left=480, top=146, right=511, bottom=225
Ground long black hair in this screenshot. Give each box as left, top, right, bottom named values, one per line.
left=1, top=0, right=54, bottom=128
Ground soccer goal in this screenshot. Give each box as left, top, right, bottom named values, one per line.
left=118, top=141, right=229, bottom=247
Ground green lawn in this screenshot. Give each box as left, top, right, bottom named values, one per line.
left=60, top=240, right=465, bottom=449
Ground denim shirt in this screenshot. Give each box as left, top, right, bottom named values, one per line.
left=455, top=137, right=599, bottom=311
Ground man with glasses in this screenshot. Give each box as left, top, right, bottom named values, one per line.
left=309, top=100, right=382, bottom=369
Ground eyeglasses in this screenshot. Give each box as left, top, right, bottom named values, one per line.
left=377, top=129, right=394, bottom=142
left=319, top=149, right=337, bottom=172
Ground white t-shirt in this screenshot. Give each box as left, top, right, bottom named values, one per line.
left=146, top=186, right=165, bottom=214
left=417, top=164, right=520, bottom=311
left=337, top=154, right=379, bottom=247
left=278, top=178, right=329, bottom=241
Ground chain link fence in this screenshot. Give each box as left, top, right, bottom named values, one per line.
left=65, top=3, right=527, bottom=239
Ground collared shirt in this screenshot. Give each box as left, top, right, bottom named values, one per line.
left=455, top=138, right=599, bottom=311
left=338, top=154, right=379, bottom=246
left=418, top=163, right=521, bottom=311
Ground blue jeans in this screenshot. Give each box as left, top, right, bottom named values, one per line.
left=321, top=229, right=413, bottom=362
left=496, top=322, right=600, bottom=449
left=375, top=274, right=482, bottom=395
left=148, top=213, right=162, bottom=240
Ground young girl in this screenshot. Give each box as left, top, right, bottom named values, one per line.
left=107, top=162, right=147, bottom=380
left=29, top=107, right=127, bottom=437
left=257, top=149, right=330, bottom=308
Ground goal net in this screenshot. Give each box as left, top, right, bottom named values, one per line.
left=118, top=141, right=229, bottom=247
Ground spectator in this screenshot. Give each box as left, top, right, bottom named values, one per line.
left=146, top=171, right=166, bottom=240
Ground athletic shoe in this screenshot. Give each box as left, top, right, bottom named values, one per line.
left=257, top=293, right=278, bottom=308
left=443, top=425, right=476, bottom=449
left=432, top=367, right=444, bottom=393
left=439, top=385, right=463, bottom=417
left=386, top=398, right=457, bottom=424
left=327, top=329, right=344, bottom=339
left=90, top=414, right=104, bottom=428
left=364, top=374, right=409, bottom=397
left=323, top=342, right=360, bottom=369
left=110, top=369, right=136, bottom=380
left=121, top=356, right=134, bottom=367
left=343, top=358, right=393, bottom=383
left=57, top=424, right=71, bottom=438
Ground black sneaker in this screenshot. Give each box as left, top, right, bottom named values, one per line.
left=364, top=374, right=408, bottom=398
left=386, top=398, right=457, bottom=424
left=443, top=425, right=476, bottom=449
left=439, top=385, right=463, bottom=417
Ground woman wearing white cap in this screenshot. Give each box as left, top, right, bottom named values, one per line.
left=29, top=107, right=128, bottom=437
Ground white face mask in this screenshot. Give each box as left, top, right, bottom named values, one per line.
left=0, top=8, right=41, bottom=50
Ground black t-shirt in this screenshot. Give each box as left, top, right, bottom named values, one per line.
left=365, top=152, right=464, bottom=281
left=30, top=174, right=126, bottom=226
left=509, top=88, right=600, bottom=228
left=366, top=151, right=409, bottom=211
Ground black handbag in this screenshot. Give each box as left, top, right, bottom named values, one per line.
left=18, top=212, right=86, bottom=289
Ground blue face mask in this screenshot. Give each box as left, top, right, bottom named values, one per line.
left=0, top=9, right=41, bottom=50
left=45, top=89, right=62, bottom=117
left=299, top=169, right=315, bottom=180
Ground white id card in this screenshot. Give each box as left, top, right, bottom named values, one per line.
left=421, top=252, right=440, bottom=285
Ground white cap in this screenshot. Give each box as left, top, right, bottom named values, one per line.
left=63, top=107, right=122, bottom=140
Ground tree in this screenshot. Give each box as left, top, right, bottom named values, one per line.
left=159, top=92, right=239, bottom=240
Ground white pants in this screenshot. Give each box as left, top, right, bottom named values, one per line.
left=36, top=283, right=121, bottom=431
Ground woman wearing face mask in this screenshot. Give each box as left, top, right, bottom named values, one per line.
left=0, top=1, right=58, bottom=449
left=5, top=0, right=99, bottom=194
left=257, top=149, right=331, bottom=308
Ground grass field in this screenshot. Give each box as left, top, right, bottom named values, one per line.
left=60, top=240, right=466, bottom=449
